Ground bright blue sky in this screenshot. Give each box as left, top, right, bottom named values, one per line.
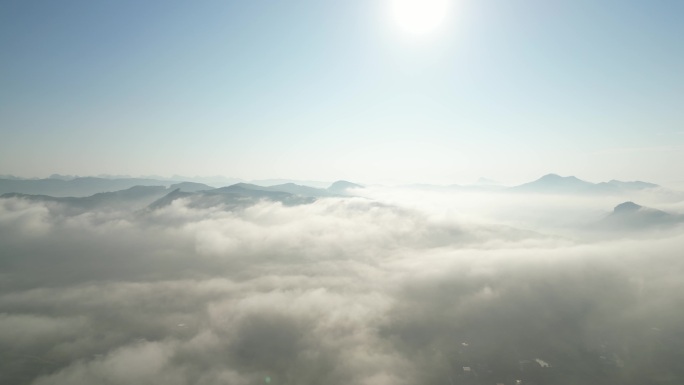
left=1, top=0, right=683, bottom=185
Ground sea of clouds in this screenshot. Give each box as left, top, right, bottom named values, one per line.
left=1, top=190, right=683, bottom=384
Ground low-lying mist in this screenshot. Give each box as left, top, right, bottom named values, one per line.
left=1, top=188, right=683, bottom=385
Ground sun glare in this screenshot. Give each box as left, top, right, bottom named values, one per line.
left=390, top=0, right=449, bottom=35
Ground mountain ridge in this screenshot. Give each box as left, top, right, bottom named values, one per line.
left=510, top=174, right=659, bottom=194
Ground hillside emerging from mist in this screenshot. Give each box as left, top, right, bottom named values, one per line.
left=597, top=201, right=684, bottom=231
left=0, top=178, right=365, bottom=215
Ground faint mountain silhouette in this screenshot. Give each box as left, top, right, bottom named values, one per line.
left=168, top=182, right=214, bottom=192
left=250, top=179, right=330, bottom=189
left=0, top=177, right=176, bottom=197
left=510, top=174, right=659, bottom=194
left=265, top=183, right=334, bottom=197
left=328, top=180, right=363, bottom=195
left=2, top=186, right=170, bottom=214
left=598, top=201, right=683, bottom=230
left=148, top=183, right=320, bottom=210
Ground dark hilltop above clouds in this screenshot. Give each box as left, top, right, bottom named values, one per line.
left=597, top=201, right=684, bottom=231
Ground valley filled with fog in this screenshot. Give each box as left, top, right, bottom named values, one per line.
left=1, top=175, right=684, bottom=385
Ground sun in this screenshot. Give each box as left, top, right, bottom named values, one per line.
left=390, top=0, right=449, bottom=36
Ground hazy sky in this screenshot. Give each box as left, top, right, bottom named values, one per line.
left=1, top=0, right=683, bottom=185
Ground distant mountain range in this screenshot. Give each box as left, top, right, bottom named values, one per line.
left=0, top=176, right=351, bottom=197
left=510, top=174, right=659, bottom=194
left=401, top=174, right=662, bottom=194
left=168, top=182, right=215, bottom=193
left=1, top=179, right=365, bottom=213
left=0, top=173, right=669, bottom=201
left=0, top=177, right=178, bottom=197
left=148, top=181, right=363, bottom=210
left=1, top=186, right=172, bottom=214
left=3, top=176, right=683, bottom=234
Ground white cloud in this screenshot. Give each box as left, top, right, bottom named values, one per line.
left=1, top=191, right=684, bottom=384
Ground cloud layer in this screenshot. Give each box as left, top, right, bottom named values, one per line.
left=1, top=194, right=684, bottom=384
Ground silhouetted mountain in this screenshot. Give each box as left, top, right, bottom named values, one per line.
left=211, top=183, right=295, bottom=199
left=2, top=186, right=170, bottom=214
left=613, top=201, right=643, bottom=213
left=0, top=177, right=176, bottom=197
left=250, top=179, right=330, bottom=189
left=169, top=175, right=242, bottom=187
left=598, top=201, right=683, bottom=230
left=168, top=182, right=214, bottom=192
left=328, top=180, right=363, bottom=195
left=511, top=174, right=659, bottom=194
left=511, top=174, right=598, bottom=193
left=265, top=183, right=334, bottom=197
left=148, top=183, right=317, bottom=210
left=210, top=183, right=318, bottom=202
left=601, top=180, right=659, bottom=190
left=147, top=189, right=193, bottom=210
